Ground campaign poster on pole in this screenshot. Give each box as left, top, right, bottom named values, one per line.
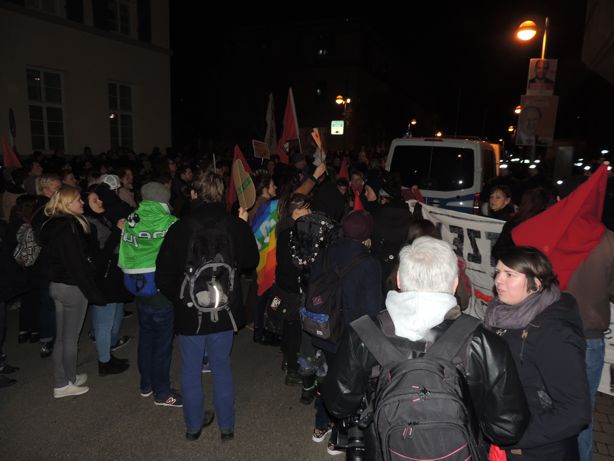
left=515, top=95, right=559, bottom=146
left=526, top=58, right=557, bottom=96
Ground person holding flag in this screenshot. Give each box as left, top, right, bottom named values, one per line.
left=249, top=170, right=280, bottom=345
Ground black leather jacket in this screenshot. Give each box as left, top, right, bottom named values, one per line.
left=323, top=309, right=530, bottom=450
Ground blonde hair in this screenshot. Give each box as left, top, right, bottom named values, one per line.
left=191, top=171, right=225, bottom=203
left=44, top=185, right=90, bottom=233
left=36, top=173, right=61, bottom=196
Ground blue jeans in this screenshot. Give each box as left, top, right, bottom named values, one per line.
left=137, top=300, right=174, bottom=400
left=179, top=331, right=235, bottom=433
left=91, top=303, right=124, bottom=363
left=578, top=337, right=605, bottom=461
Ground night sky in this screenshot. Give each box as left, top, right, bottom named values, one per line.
left=169, top=1, right=612, bottom=156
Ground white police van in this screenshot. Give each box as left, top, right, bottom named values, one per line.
left=385, top=137, right=499, bottom=213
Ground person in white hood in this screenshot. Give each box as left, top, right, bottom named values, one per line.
left=322, top=236, right=530, bottom=459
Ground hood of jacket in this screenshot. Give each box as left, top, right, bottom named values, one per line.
left=531, top=292, right=584, bottom=333
left=385, top=290, right=458, bottom=341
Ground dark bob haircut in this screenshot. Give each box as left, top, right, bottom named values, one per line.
left=498, top=245, right=558, bottom=292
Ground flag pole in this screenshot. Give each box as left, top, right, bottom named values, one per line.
left=289, top=88, right=302, bottom=154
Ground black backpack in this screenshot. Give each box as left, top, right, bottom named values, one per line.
left=179, top=216, right=237, bottom=333
left=351, top=314, right=482, bottom=461
left=301, top=251, right=370, bottom=341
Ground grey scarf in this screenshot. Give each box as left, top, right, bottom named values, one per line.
left=485, top=285, right=561, bottom=330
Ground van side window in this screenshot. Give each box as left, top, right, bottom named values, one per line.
left=390, top=146, right=474, bottom=191
left=482, top=148, right=495, bottom=184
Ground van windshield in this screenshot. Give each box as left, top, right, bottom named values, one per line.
left=390, top=145, right=474, bottom=191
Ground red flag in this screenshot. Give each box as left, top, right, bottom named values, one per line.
left=512, top=165, right=608, bottom=289
left=276, top=88, right=301, bottom=164
left=353, top=189, right=364, bottom=211
left=2, top=135, right=21, bottom=168
left=338, top=156, right=349, bottom=180
left=226, top=145, right=253, bottom=211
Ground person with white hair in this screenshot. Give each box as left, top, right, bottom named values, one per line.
left=322, top=236, right=530, bottom=460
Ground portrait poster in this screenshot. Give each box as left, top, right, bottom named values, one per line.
left=526, top=58, right=557, bottom=95
left=515, top=95, right=559, bottom=147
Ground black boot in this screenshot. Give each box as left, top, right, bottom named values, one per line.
left=110, top=354, right=129, bottom=364
left=98, top=360, right=129, bottom=376
left=300, top=375, right=318, bottom=405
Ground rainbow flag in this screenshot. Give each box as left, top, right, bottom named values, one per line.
left=251, top=199, right=279, bottom=296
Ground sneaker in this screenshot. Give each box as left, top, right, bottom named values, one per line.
left=312, top=426, right=332, bottom=443
left=327, top=441, right=344, bottom=456
left=40, top=342, right=53, bottom=358
left=220, top=430, right=234, bottom=442
left=18, top=331, right=29, bottom=344
left=0, top=363, right=19, bottom=374
left=154, top=392, right=183, bottom=407
left=285, top=370, right=303, bottom=386
left=72, top=373, right=88, bottom=386
left=111, top=336, right=132, bottom=352
left=123, top=309, right=134, bottom=319
left=201, top=362, right=211, bottom=373
left=98, top=360, right=129, bottom=376
left=54, top=383, right=89, bottom=398
left=29, top=332, right=40, bottom=343
left=140, top=389, right=153, bottom=398
left=185, top=410, right=215, bottom=441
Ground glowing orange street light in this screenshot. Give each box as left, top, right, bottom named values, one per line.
left=514, top=105, right=522, bottom=114
left=435, top=131, right=443, bottom=137
left=515, top=17, right=549, bottom=59
left=410, top=118, right=417, bottom=126
left=516, top=20, right=537, bottom=41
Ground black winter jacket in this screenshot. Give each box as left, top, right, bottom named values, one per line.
left=155, top=202, right=259, bottom=335
left=275, top=226, right=302, bottom=295
left=88, top=215, right=133, bottom=304
left=323, top=309, right=530, bottom=454
left=496, top=293, right=591, bottom=461
left=310, top=238, right=383, bottom=353
left=38, top=216, right=104, bottom=305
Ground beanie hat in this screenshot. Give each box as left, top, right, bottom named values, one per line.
left=141, top=182, right=171, bottom=204
left=342, top=210, right=373, bottom=242
left=100, top=174, right=121, bottom=190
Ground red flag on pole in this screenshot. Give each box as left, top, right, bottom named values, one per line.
left=338, top=156, right=349, bottom=180
left=2, top=135, right=21, bottom=168
left=226, top=145, right=253, bottom=211
left=276, top=88, right=301, bottom=164
left=512, top=164, right=608, bottom=289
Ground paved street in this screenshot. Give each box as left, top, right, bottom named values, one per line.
left=0, top=304, right=325, bottom=461
left=2, top=303, right=614, bottom=460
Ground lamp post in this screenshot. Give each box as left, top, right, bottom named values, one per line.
left=335, top=95, right=351, bottom=151
left=405, top=118, right=417, bottom=137
left=335, top=95, right=351, bottom=116
left=515, top=17, right=553, bottom=162
left=516, top=17, right=549, bottom=59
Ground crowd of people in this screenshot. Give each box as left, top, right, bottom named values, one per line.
left=0, top=145, right=612, bottom=461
